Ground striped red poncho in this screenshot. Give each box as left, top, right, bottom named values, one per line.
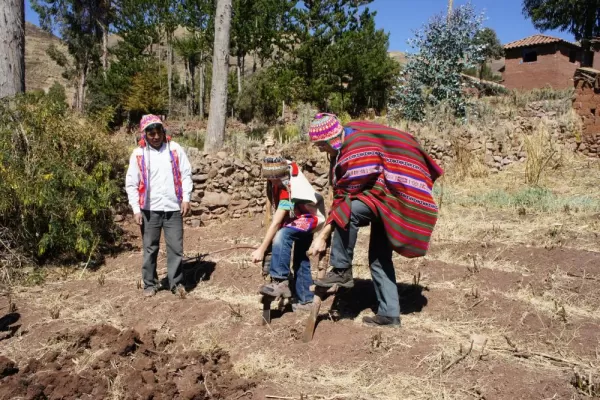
left=328, top=121, right=444, bottom=258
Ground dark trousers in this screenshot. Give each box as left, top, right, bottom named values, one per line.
left=141, top=210, right=183, bottom=291
left=330, top=200, right=400, bottom=318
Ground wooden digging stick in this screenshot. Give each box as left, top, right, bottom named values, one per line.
left=302, top=246, right=330, bottom=343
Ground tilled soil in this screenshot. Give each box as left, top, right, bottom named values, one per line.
left=0, top=324, right=255, bottom=400
left=1, top=216, right=599, bottom=399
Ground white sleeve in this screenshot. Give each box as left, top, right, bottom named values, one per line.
left=125, top=151, right=141, bottom=214
left=178, top=146, right=193, bottom=202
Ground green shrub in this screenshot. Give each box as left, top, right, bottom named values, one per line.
left=0, top=93, right=125, bottom=265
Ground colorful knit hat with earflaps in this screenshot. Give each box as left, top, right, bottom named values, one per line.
left=261, top=157, right=290, bottom=179
left=308, top=113, right=344, bottom=150
left=138, top=114, right=171, bottom=147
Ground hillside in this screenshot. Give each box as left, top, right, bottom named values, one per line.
left=25, top=22, right=74, bottom=100
left=25, top=21, right=407, bottom=104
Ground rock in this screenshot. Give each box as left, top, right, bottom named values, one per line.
left=0, top=356, right=17, bottom=378
left=249, top=188, right=262, bottom=198
left=191, top=191, right=204, bottom=202
left=234, top=159, right=245, bottom=169
left=216, top=151, right=228, bottom=159
left=192, top=174, right=208, bottom=183
left=314, top=176, right=329, bottom=188
left=201, top=192, right=231, bottom=208
left=250, top=167, right=261, bottom=177
left=207, top=168, right=218, bottom=179
left=493, top=155, right=502, bottom=162
left=230, top=199, right=250, bottom=211
left=113, top=214, right=125, bottom=223
left=200, top=214, right=212, bottom=222
left=219, top=166, right=235, bottom=177
left=213, top=207, right=227, bottom=215
left=190, top=219, right=202, bottom=228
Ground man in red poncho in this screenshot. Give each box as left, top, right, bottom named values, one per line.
left=307, top=113, right=443, bottom=327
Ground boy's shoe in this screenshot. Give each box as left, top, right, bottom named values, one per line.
left=292, top=302, right=314, bottom=312
left=314, top=268, right=354, bottom=288
left=259, top=280, right=292, bottom=298
left=362, top=315, right=401, bottom=327
left=143, top=287, right=157, bottom=297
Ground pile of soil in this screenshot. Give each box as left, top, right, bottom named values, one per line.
left=0, top=324, right=254, bottom=400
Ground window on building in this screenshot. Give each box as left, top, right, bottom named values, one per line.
left=523, top=50, right=537, bottom=63
left=569, top=50, right=577, bottom=63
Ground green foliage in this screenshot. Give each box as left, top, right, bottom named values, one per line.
left=0, top=93, right=124, bottom=264
left=47, top=81, right=68, bottom=109
left=472, top=27, right=504, bottom=80
left=123, top=63, right=168, bottom=117
left=235, top=66, right=304, bottom=123
left=523, top=0, right=599, bottom=59
left=389, top=4, right=486, bottom=122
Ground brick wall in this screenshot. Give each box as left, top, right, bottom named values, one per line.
left=504, top=44, right=581, bottom=90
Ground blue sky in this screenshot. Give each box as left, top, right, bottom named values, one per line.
left=25, top=0, right=574, bottom=52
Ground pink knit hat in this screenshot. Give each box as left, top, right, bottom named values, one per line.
left=308, top=113, right=343, bottom=143
left=140, top=114, right=165, bottom=132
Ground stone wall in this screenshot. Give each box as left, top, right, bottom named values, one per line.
left=182, top=145, right=330, bottom=227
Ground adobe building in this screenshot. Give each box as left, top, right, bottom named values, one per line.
left=503, top=34, right=588, bottom=90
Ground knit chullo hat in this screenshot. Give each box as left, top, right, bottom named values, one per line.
left=261, top=157, right=289, bottom=179
left=308, top=113, right=344, bottom=150
left=140, top=114, right=165, bottom=132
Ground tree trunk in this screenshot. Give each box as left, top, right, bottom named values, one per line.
left=76, top=66, right=87, bottom=112
left=0, top=0, right=25, bottom=98
left=184, top=59, right=190, bottom=117
left=167, top=31, right=173, bottom=115
left=205, top=0, right=232, bottom=153
left=190, top=59, right=196, bottom=116
left=100, top=20, right=108, bottom=77
left=447, top=0, right=453, bottom=21
left=237, top=64, right=242, bottom=94
left=199, top=60, right=205, bottom=119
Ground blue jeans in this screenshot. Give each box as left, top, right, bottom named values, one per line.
left=270, top=227, right=314, bottom=304
left=330, top=200, right=400, bottom=318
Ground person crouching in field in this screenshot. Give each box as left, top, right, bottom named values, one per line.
left=125, top=114, right=193, bottom=297
left=252, top=157, right=325, bottom=311
left=307, top=113, right=443, bottom=327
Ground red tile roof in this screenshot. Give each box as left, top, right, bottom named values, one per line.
left=504, top=34, right=580, bottom=49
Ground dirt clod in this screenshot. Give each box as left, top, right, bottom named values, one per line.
left=0, top=324, right=255, bottom=400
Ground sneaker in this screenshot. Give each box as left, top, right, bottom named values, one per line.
left=259, top=280, right=292, bottom=298
left=314, top=268, right=354, bottom=288
left=143, top=287, right=157, bottom=297
left=292, top=302, right=313, bottom=312
left=362, top=315, right=401, bottom=327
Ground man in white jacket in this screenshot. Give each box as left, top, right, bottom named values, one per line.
left=125, top=114, right=193, bottom=297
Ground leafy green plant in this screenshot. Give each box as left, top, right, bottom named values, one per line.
left=389, top=4, right=486, bottom=121
left=0, top=93, right=124, bottom=265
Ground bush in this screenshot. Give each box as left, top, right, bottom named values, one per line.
left=0, top=93, right=125, bottom=266
left=235, top=66, right=305, bottom=123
